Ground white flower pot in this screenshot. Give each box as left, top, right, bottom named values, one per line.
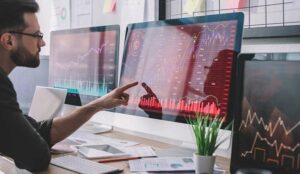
left=193, top=153, right=216, bottom=174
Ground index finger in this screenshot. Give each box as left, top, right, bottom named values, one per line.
left=141, top=82, right=155, bottom=95
left=118, top=81, right=138, bottom=92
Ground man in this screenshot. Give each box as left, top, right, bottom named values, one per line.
left=0, top=0, right=137, bottom=171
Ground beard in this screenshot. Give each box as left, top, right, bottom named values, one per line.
left=10, top=44, right=40, bottom=68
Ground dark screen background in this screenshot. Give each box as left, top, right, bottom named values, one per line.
left=233, top=57, right=300, bottom=173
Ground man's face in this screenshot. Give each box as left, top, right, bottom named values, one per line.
left=11, top=40, right=40, bottom=67
left=10, top=13, right=45, bottom=68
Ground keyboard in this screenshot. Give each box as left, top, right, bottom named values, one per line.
left=51, top=155, right=122, bottom=174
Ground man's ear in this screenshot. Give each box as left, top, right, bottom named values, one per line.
left=0, top=33, right=16, bottom=50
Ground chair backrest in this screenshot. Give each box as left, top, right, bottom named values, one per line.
left=28, top=86, right=67, bottom=121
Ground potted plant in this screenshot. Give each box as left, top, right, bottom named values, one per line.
left=187, top=113, right=231, bottom=174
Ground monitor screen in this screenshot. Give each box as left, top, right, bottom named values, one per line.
left=231, top=53, right=300, bottom=174
left=49, top=25, right=119, bottom=106
left=116, top=13, right=244, bottom=125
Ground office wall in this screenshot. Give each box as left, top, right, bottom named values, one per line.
left=36, top=0, right=51, bottom=56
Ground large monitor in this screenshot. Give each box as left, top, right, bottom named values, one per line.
left=49, top=25, right=119, bottom=106
left=93, top=13, right=244, bottom=157
left=231, top=53, right=300, bottom=174
left=117, top=13, right=243, bottom=125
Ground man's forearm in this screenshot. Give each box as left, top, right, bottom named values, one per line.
left=50, top=103, right=101, bottom=145
left=49, top=81, right=138, bottom=145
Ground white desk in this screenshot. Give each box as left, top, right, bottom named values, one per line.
left=0, top=130, right=230, bottom=173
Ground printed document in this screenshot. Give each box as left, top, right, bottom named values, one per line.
left=123, top=146, right=156, bottom=157
left=129, top=157, right=225, bottom=173
left=129, top=157, right=194, bottom=172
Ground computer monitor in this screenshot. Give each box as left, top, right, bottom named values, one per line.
left=117, top=13, right=243, bottom=125
left=49, top=25, right=119, bottom=106
left=91, top=13, right=243, bottom=157
left=231, top=53, right=300, bottom=174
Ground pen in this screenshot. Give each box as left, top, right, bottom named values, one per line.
left=98, top=156, right=141, bottom=163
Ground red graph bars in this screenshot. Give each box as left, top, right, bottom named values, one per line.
left=129, top=96, right=221, bottom=116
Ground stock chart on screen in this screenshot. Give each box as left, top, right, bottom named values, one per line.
left=49, top=26, right=119, bottom=105
left=117, top=13, right=243, bottom=124
left=231, top=53, right=300, bottom=174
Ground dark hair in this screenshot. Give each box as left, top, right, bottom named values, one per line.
left=0, top=0, right=39, bottom=34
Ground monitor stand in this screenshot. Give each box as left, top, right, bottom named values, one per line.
left=83, top=122, right=113, bottom=134
left=61, top=104, right=113, bottom=134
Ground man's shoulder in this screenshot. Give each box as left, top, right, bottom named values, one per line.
left=0, top=71, right=15, bottom=92
left=0, top=69, right=18, bottom=106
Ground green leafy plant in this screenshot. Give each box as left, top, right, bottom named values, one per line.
left=187, top=113, right=232, bottom=156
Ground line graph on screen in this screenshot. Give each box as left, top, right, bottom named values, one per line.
left=51, top=41, right=116, bottom=97
left=239, top=109, right=300, bottom=169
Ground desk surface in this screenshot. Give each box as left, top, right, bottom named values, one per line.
left=0, top=130, right=230, bottom=174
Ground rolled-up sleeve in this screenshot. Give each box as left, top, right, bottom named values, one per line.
left=24, top=115, right=53, bottom=147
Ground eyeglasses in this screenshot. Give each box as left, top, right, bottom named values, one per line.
left=9, top=31, right=43, bottom=40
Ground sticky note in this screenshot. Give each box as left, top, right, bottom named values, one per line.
left=183, top=0, right=204, bottom=16
left=225, top=0, right=247, bottom=10
left=103, top=0, right=117, bottom=13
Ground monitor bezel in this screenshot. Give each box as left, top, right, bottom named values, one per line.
left=118, top=13, right=244, bottom=127
left=231, top=53, right=300, bottom=174
left=49, top=25, right=120, bottom=106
